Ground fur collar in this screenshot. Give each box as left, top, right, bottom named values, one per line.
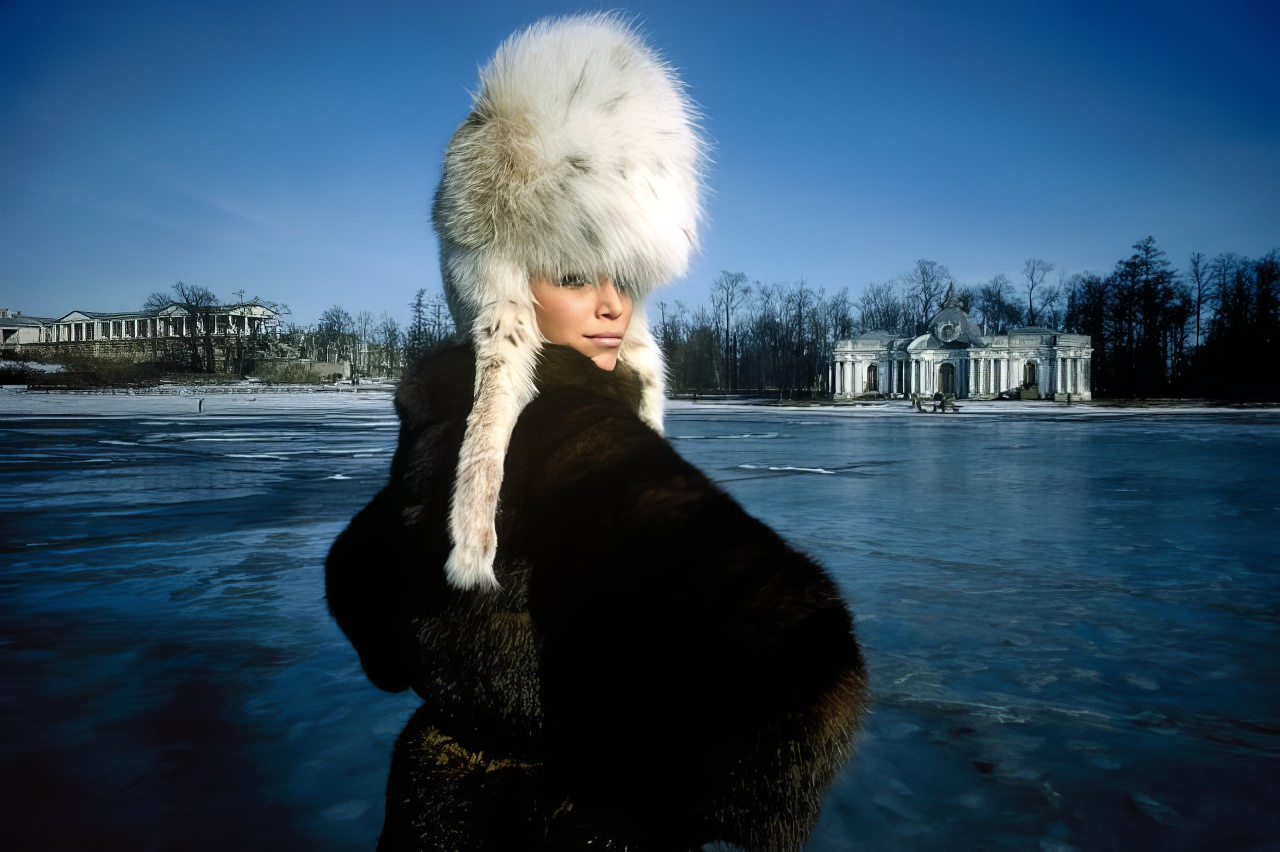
left=395, top=343, right=646, bottom=431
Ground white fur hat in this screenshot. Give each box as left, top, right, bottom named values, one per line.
left=432, top=13, right=706, bottom=590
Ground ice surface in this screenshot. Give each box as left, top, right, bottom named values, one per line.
left=2, top=391, right=1277, bottom=849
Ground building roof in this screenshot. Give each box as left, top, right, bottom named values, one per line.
left=925, top=305, right=986, bottom=348
left=0, top=313, right=55, bottom=327
left=52, top=301, right=281, bottom=324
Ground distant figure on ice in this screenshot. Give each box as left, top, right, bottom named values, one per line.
left=325, top=14, right=867, bottom=850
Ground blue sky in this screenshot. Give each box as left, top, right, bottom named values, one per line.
left=3, top=0, right=1277, bottom=327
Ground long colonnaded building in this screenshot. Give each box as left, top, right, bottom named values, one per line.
left=1, top=301, right=281, bottom=348
left=831, top=294, right=1092, bottom=401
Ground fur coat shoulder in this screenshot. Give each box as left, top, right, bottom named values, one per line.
left=326, top=343, right=868, bottom=850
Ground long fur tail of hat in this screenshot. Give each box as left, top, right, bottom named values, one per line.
left=433, top=13, right=705, bottom=590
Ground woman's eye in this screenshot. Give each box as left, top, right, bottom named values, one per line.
left=559, top=274, right=590, bottom=288
left=613, top=276, right=630, bottom=296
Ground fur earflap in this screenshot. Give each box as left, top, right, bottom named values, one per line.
left=432, top=13, right=706, bottom=590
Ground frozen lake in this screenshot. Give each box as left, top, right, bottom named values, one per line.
left=2, top=389, right=1277, bottom=850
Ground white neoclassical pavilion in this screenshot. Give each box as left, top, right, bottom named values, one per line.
left=832, top=298, right=1092, bottom=401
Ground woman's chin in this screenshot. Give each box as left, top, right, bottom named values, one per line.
left=590, top=352, right=619, bottom=371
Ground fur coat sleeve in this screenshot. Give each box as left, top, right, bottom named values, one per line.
left=326, top=344, right=868, bottom=850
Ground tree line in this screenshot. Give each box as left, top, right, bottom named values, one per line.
left=1062, top=238, right=1278, bottom=399
left=656, top=258, right=1079, bottom=394
left=148, top=235, right=1278, bottom=399
left=289, top=289, right=456, bottom=381
left=657, top=238, right=1277, bottom=399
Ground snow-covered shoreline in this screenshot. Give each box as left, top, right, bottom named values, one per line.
left=0, top=384, right=395, bottom=417
left=667, top=397, right=1280, bottom=418
left=3, top=384, right=1276, bottom=420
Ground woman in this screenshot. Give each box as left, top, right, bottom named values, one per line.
left=326, top=15, right=868, bottom=850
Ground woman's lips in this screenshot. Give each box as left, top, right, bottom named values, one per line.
left=586, top=334, right=624, bottom=347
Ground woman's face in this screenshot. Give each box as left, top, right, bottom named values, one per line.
left=531, top=274, right=633, bottom=370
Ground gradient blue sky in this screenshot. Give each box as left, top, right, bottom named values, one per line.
left=3, top=0, right=1277, bottom=327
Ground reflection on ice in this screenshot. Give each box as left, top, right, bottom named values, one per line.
left=738, top=463, right=838, bottom=475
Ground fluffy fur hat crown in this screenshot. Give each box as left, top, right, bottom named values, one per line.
left=432, top=13, right=706, bottom=590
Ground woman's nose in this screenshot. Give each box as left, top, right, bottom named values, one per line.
left=596, top=278, right=624, bottom=317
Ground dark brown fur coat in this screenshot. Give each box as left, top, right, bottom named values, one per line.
left=326, top=344, right=868, bottom=850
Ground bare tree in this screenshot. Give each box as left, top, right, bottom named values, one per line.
left=1187, top=251, right=1209, bottom=348
left=1022, top=258, right=1055, bottom=326
left=824, top=286, right=856, bottom=342
left=710, top=271, right=750, bottom=390
left=143, top=282, right=220, bottom=372
left=354, top=310, right=376, bottom=381
left=1040, top=285, right=1063, bottom=329
left=901, top=259, right=951, bottom=334
left=783, top=279, right=819, bottom=391
left=376, top=312, right=402, bottom=376
left=975, top=273, right=1014, bottom=334
left=318, top=305, right=356, bottom=368
left=856, top=280, right=906, bottom=335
